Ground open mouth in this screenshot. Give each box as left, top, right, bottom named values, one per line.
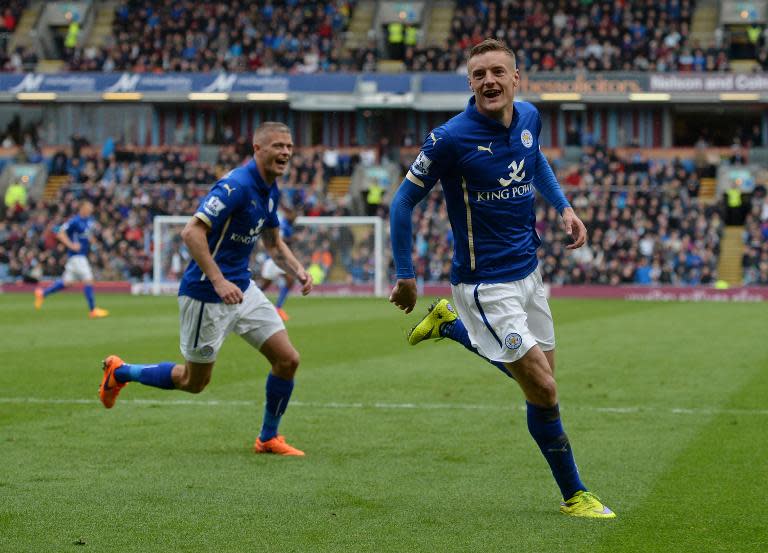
left=483, top=89, right=502, bottom=99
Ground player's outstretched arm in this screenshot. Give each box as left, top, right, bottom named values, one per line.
left=533, top=149, right=586, bottom=249
left=181, top=216, right=244, bottom=304
left=389, top=179, right=429, bottom=313
left=261, top=227, right=313, bottom=295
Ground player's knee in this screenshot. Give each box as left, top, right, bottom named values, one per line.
left=185, top=380, right=208, bottom=394
left=273, top=351, right=300, bottom=378
left=534, top=376, right=558, bottom=407
left=178, top=373, right=210, bottom=394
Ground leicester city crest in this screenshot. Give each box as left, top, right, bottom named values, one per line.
left=521, top=129, right=533, bottom=148
left=505, top=332, right=523, bottom=350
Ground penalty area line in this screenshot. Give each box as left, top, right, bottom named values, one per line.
left=0, top=397, right=767, bottom=416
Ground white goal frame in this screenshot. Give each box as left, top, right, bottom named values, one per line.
left=152, top=215, right=385, bottom=297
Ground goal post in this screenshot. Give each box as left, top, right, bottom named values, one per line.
left=151, top=215, right=386, bottom=297
left=151, top=215, right=188, bottom=296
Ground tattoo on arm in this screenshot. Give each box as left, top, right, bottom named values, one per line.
left=261, top=227, right=299, bottom=276
left=271, top=252, right=288, bottom=268
left=261, top=227, right=278, bottom=248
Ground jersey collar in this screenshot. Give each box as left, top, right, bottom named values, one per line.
left=465, top=96, right=518, bottom=131
left=246, top=158, right=274, bottom=195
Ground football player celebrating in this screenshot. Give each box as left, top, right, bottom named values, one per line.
left=99, top=122, right=312, bottom=456
left=389, top=39, right=614, bottom=518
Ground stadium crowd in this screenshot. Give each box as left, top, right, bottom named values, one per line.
left=5, top=142, right=768, bottom=288
left=404, top=0, right=733, bottom=73
left=1, top=0, right=767, bottom=73
left=67, top=0, right=357, bottom=73
left=0, top=143, right=344, bottom=284
left=536, top=146, right=723, bottom=286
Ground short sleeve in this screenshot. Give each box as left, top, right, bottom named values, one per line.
left=263, top=187, right=280, bottom=229
left=405, top=127, right=455, bottom=190
left=194, top=179, right=244, bottom=231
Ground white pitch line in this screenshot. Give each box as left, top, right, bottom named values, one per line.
left=0, top=397, right=767, bottom=416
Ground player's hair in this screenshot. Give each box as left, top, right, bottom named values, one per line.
left=468, top=39, right=516, bottom=67
left=252, top=122, right=291, bottom=145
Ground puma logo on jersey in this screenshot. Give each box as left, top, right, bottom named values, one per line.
left=477, top=142, right=493, bottom=155
left=429, top=132, right=441, bottom=145
left=223, top=184, right=236, bottom=196
left=498, top=159, right=526, bottom=186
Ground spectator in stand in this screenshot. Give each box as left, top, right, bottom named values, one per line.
left=725, top=179, right=745, bottom=225
left=4, top=178, right=27, bottom=219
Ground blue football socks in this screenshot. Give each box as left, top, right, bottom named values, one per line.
left=526, top=402, right=586, bottom=500
left=440, top=319, right=514, bottom=378
left=259, top=373, right=295, bottom=441
left=83, top=284, right=96, bottom=311
left=276, top=285, right=290, bottom=309
left=43, top=279, right=65, bottom=297
left=114, top=362, right=176, bottom=390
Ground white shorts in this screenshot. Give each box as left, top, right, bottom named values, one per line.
left=260, top=258, right=285, bottom=281
left=178, top=281, right=285, bottom=363
left=450, top=268, right=555, bottom=364
left=62, top=255, right=94, bottom=283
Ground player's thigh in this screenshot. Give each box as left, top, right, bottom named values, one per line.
left=543, top=349, right=555, bottom=375
left=233, top=284, right=291, bottom=361
left=63, top=256, right=92, bottom=283
left=178, top=295, right=236, bottom=363
left=526, top=268, right=556, bottom=354
left=451, top=280, right=539, bottom=364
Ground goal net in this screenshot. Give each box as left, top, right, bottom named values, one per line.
left=151, top=215, right=386, bottom=296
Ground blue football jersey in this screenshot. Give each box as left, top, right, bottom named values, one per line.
left=61, top=214, right=94, bottom=256
left=179, top=159, right=281, bottom=302
left=405, top=97, right=569, bottom=285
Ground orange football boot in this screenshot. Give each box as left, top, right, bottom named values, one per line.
left=276, top=307, right=290, bottom=321
left=34, top=287, right=44, bottom=310
left=89, top=307, right=109, bottom=319
left=254, top=435, right=304, bottom=456
left=99, top=355, right=127, bottom=408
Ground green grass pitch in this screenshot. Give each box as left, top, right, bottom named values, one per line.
left=1, top=293, right=767, bottom=552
